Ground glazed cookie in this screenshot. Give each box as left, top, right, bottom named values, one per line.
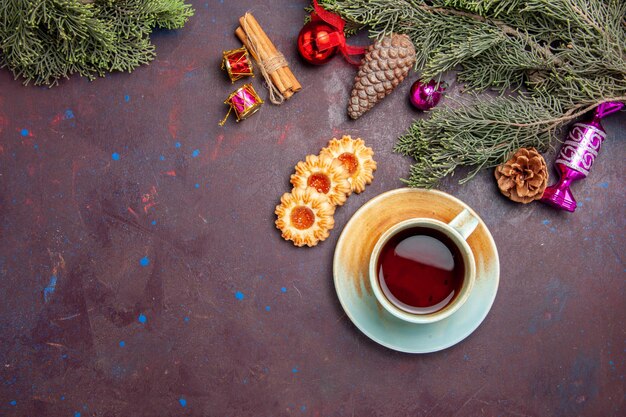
left=275, top=187, right=335, bottom=247
left=290, top=154, right=351, bottom=206
left=320, top=135, right=376, bottom=193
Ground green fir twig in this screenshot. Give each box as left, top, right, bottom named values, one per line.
left=318, top=0, right=626, bottom=187
left=0, top=0, right=194, bottom=86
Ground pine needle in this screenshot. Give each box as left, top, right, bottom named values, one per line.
left=319, top=0, right=626, bottom=187
left=0, top=0, right=194, bottom=86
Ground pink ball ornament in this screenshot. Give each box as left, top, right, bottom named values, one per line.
left=409, top=79, right=446, bottom=111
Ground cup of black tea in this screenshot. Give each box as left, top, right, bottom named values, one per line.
left=369, top=209, right=479, bottom=324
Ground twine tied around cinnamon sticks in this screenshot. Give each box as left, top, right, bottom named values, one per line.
left=236, top=13, right=301, bottom=104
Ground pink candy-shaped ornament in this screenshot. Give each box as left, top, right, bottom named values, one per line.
left=541, top=101, right=624, bottom=212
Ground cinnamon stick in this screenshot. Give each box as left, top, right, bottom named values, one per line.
left=236, top=13, right=300, bottom=101
left=244, top=14, right=302, bottom=93
left=240, top=14, right=296, bottom=93
left=235, top=26, right=288, bottom=96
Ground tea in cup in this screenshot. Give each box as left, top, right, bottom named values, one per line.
left=369, top=209, right=478, bottom=324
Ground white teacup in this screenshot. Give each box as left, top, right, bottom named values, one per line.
left=369, top=209, right=478, bottom=324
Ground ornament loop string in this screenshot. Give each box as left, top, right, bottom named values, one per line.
left=242, top=12, right=284, bottom=105
left=312, top=0, right=366, bottom=65
left=218, top=106, right=232, bottom=126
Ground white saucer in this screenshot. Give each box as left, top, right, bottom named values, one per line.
left=333, top=188, right=499, bottom=353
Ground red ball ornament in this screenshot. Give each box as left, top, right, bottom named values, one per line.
left=297, top=20, right=340, bottom=65
left=409, top=79, right=446, bottom=111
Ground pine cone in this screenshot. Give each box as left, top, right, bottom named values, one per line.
left=348, top=34, right=416, bottom=120
left=495, top=147, right=548, bottom=203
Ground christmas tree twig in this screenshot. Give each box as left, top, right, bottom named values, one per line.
left=0, top=0, right=194, bottom=86
left=318, top=0, right=626, bottom=187
left=487, top=96, right=626, bottom=130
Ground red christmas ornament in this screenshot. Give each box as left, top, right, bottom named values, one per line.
left=409, top=79, right=446, bottom=111
left=297, top=20, right=340, bottom=65
left=297, top=0, right=366, bottom=65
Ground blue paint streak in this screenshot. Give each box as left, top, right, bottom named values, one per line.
left=139, top=256, right=150, bottom=267
left=119, top=341, right=125, bottom=347
left=192, top=149, right=200, bottom=157
left=44, top=275, right=57, bottom=303
left=281, top=287, right=287, bottom=293
left=9, top=400, right=16, bottom=406
left=598, top=181, right=609, bottom=188
left=151, top=220, right=157, bottom=225
left=64, top=109, right=75, bottom=119
left=301, top=405, right=307, bottom=412
left=292, top=367, right=298, bottom=373
left=195, top=183, right=200, bottom=189
left=138, top=314, right=147, bottom=324
left=20, top=128, right=29, bottom=136
left=124, top=95, right=130, bottom=102
left=265, top=306, right=271, bottom=311
left=542, top=219, right=550, bottom=225
left=75, top=412, right=81, bottom=417
left=550, top=227, right=557, bottom=233
left=159, top=155, right=165, bottom=161
left=184, top=316, right=190, bottom=323
left=179, top=398, right=187, bottom=407
left=111, top=152, right=120, bottom=161
left=175, top=142, right=181, bottom=148
left=60, top=396, right=65, bottom=400
left=235, top=291, right=245, bottom=300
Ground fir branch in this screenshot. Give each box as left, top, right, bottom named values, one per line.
left=320, top=0, right=626, bottom=187
left=0, top=0, right=194, bottom=86
left=394, top=94, right=562, bottom=187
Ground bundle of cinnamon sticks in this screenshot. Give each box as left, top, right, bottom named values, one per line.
left=236, top=13, right=301, bottom=102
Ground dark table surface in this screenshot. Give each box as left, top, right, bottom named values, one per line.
left=1, top=1, right=624, bottom=416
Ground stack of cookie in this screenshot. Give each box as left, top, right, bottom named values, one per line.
left=275, top=136, right=377, bottom=247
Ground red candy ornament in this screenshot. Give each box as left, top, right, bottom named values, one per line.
left=297, top=0, right=366, bottom=65
left=409, top=79, right=446, bottom=111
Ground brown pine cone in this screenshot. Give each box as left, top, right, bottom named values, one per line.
left=348, top=33, right=416, bottom=120
left=495, top=147, right=548, bottom=203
